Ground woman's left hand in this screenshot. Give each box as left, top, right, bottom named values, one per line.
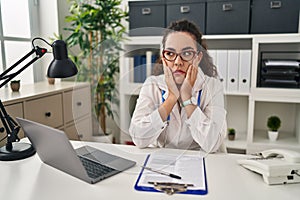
left=180, top=59, right=199, bottom=99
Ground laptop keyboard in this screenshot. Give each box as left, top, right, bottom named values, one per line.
left=79, top=156, right=116, bottom=179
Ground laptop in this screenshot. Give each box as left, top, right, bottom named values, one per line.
left=16, top=117, right=136, bottom=184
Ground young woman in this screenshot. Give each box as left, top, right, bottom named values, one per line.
left=129, top=19, right=227, bottom=153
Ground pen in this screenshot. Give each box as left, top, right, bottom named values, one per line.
left=141, top=166, right=182, bottom=180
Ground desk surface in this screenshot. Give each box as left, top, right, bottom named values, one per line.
left=0, top=140, right=299, bottom=200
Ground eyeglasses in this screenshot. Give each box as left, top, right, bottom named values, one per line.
left=162, top=49, right=198, bottom=62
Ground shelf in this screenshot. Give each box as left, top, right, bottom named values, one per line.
left=203, top=34, right=253, bottom=40
left=126, top=33, right=300, bottom=42
left=251, top=88, right=300, bottom=103
left=120, top=33, right=300, bottom=152
left=252, top=33, right=300, bottom=44
left=224, top=131, right=247, bottom=150
left=253, top=130, right=299, bottom=148
left=124, top=36, right=162, bottom=45
left=210, top=33, right=299, bottom=40
left=225, top=92, right=250, bottom=96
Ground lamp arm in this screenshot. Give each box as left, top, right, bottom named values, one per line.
left=0, top=47, right=47, bottom=88
left=0, top=100, right=20, bottom=150
left=0, top=46, right=47, bottom=150
left=0, top=56, right=40, bottom=88
left=0, top=49, right=35, bottom=79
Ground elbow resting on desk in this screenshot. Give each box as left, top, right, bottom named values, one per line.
left=190, top=120, right=227, bottom=153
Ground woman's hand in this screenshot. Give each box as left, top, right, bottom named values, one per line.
left=180, top=58, right=199, bottom=100
left=162, top=59, right=180, bottom=100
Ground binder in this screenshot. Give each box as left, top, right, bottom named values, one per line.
left=216, top=50, right=228, bottom=92
left=151, top=54, right=158, bottom=75
left=146, top=51, right=159, bottom=77
left=133, top=55, right=147, bottom=83
left=208, top=49, right=217, bottom=66
left=146, top=51, right=152, bottom=77
left=140, top=55, right=147, bottom=82
left=126, top=57, right=134, bottom=83
left=238, top=50, right=252, bottom=93
left=134, top=153, right=208, bottom=195
left=133, top=55, right=142, bottom=83
left=227, top=50, right=239, bottom=93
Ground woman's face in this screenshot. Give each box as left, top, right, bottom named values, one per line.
left=162, top=32, right=202, bottom=84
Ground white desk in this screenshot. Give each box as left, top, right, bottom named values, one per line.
left=0, top=140, right=299, bottom=200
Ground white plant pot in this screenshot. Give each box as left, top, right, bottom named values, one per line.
left=268, top=131, right=278, bottom=142
left=92, top=128, right=113, bottom=143
left=92, top=134, right=113, bottom=143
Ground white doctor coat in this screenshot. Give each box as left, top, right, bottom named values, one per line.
left=129, top=69, right=227, bottom=152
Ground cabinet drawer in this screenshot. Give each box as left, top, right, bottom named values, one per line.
left=0, top=103, right=24, bottom=147
left=24, top=94, right=63, bottom=128
left=65, top=123, right=81, bottom=141
left=65, top=117, right=92, bottom=141
left=166, top=0, right=206, bottom=33
left=250, top=0, right=300, bottom=34
left=64, top=87, right=91, bottom=123
left=129, top=0, right=165, bottom=36
left=206, top=0, right=251, bottom=34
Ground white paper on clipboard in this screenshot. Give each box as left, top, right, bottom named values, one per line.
left=135, top=150, right=207, bottom=194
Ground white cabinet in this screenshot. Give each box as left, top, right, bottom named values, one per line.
left=119, top=34, right=300, bottom=154
left=0, top=81, right=92, bottom=147
left=24, top=93, right=64, bottom=128
left=65, top=117, right=92, bottom=141
left=63, top=87, right=91, bottom=123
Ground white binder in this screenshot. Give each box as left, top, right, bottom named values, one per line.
left=146, top=51, right=153, bottom=77
left=123, top=57, right=134, bottom=83
left=238, top=50, right=252, bottom=93
left=208, top=49, right=217, bottom=65
left=216, top=50, right=228, bottom=92
left=227, top=50, right=239, bottom=93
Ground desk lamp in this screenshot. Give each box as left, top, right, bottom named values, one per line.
left=0, top=37, right=78, bottom=161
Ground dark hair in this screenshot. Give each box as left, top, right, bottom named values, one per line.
left=153, top=19, right=218, bottom=78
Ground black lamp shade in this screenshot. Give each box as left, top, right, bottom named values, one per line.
left=47, top=40, right=78, bottom=78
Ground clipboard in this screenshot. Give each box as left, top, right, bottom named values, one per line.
left=134, top=153, right=208, bottom=195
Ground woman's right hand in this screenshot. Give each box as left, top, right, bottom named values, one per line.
left=162, top=59, right=180, bottom=100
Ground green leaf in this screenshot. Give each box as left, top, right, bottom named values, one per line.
left=61, top=0, right=128, bottom=128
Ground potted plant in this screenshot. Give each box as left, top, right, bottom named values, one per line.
left=10, top=80, right=20, bottom=92
left=64, top=0, right=128, bottom=135
left=47, top=77, right=55, bottom=85
left=267, top=115, right=281, bottom=141
left=228, top=128, right=236, bottom=141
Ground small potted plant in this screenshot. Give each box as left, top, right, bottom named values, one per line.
left=267, top=115, right=281, bottom=141
left=228, top=128, right=236, bottom=141
left=47, top=76, right=55, bottom=85
left=10, top=80, right=20, bottom=92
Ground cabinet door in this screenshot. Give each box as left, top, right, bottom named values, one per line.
left=0, top=103, right=24, bottom=147
left=63, top=87, right=91, bottom=123
left=24, top=94, right=63, bottom=128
